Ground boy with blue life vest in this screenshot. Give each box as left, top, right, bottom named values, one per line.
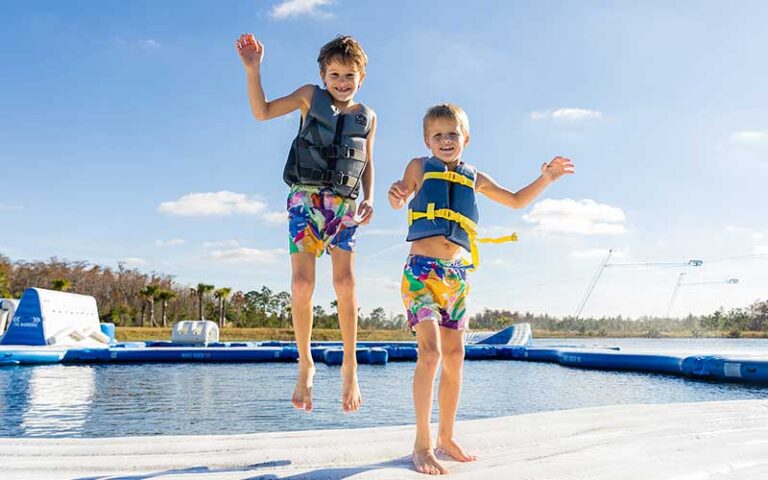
left=236, top=34, right=376, bottom=414
left=388, top=104, right=574, bottom=475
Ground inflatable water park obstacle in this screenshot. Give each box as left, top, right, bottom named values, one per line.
left=1, top=288, right=767, bottom=385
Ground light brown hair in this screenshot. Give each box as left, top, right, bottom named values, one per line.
left=423, top=103, right=470, bottom=139
left=317, top=35, right=368, bottom=73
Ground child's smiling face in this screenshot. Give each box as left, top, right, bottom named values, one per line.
left=321, top=59, right=364, bottom=104
left=424, top=118, right=470, bottom=165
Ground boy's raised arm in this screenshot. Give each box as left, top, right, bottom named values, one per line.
left=236, top=34, right=312, bottom=121
left=388, top=157, right=424, bottom=209
left=476, top=156, right=574, bottom=209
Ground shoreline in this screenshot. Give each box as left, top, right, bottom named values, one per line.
left=115, top=326, right=768, bottom=342
left=3, top=400, right=766, bottom=479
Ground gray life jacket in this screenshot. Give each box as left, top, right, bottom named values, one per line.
left=282, top=85, right=374, bottom=198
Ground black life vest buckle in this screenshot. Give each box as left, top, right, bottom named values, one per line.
left=308, top=168, right=334, bottom=183
left=323, top=145, right=353, bottom=159
left=333, top=171, right=351, bottom=187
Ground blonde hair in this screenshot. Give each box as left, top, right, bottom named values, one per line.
left=423, top=103, right=470, bottom=139
left=317, top=35, right=368, bottom=74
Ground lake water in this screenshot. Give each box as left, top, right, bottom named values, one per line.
left=1, top=338, right=766, bottom=438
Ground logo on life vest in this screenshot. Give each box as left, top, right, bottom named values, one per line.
left=355, top=113, right=368, bottom=127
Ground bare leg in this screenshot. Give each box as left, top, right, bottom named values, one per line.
left=436, top=327, right=477, bottom=462
left=290, top=252, right=316, bottom=412
left=411, top=320, right=449, bottom=475
left=330, top=248, right=362, bottom=413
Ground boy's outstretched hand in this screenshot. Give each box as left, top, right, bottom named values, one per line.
left=236, top=34, right=264, bottom=71
left=541, top=156, right=575, bottom=182
left=388, top=180, right=408, bottom=209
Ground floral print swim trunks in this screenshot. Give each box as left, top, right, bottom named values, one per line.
left=287, top=185, right=358, bottom=257
left=400, top=254, right=470, bottom=331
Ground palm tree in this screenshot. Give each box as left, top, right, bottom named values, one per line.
left=214, top=287, right=232, bottom=328
left=275, top=291, right=291, bottom=324
left=255, top=286, right=273, bottom=322
left=155, top=289, right=177, bottom=328
left=139, top=284, right=160, bottom=327
left=193, top=283, right=215, bottom=320
left=330, top=300, right=339, bottom=318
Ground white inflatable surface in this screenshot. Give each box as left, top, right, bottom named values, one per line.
left=1, top=288, right=108, bottom=347
left=172, top=320, right=220, bottom=344
left=2, top=400, right=767, bottom=479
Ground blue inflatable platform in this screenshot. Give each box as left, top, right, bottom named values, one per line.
left=1, top=288, right=767, bottom=385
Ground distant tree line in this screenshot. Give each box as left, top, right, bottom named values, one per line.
left=0, top=255, right=406, bottom=330
left=1, top=254, right=765, bottom=336
left=470, top=302, right=768, bottom=338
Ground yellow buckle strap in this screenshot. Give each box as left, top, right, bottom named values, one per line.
left=423, top=171, right=475, bottom=189
left=476, top=233, right=519, bottom=244
left=408, top=206, right=518, bottom=270
left=468, top=233, right=480, bottom=271
left=466, top=232, right=517, bottom=270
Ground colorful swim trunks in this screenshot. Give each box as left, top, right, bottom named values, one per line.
left=401, top=254, right=470, bottom=331
left=287, top=185, right=358, bottom=257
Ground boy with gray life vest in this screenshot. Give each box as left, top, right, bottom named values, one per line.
left=388, top=104, right=574, bottom=475
left=236, top=34, right=376, bottom=413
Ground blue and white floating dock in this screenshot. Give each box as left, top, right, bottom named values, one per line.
left=1, top=288, right=767, bottom=385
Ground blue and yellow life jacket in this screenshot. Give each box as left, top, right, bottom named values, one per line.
left=406, top=157, right=517, bottom=269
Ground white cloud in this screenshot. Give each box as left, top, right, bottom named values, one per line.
left=724, top=225, right=766, bottom=241
left=754, top=245, right=768, bottom=255
left=203, top=240, right=242, bottom=248
left=262, top=210, right=288, bottom=225
left=208, top=247, right=286, bottom=264
left=158, top=191, right=267, bottom=216
left=122, top=257, right=147, bottom=266
left=140, top=39, right=160, bottom=49
left=270, top=0, right=334, bottom=19
left=530, top=108, right=604, bottom=121
left=523, top=198, right=627, bottom=235
left=156, top=239, right=186, bottom=247
left=571, top=248, right=628, bottom=259
left=730, top=131, right=768, bottom=148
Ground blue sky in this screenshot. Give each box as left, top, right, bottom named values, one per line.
left=1, top=0, right=767, bottom=319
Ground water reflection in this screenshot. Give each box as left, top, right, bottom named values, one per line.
left=1, top=338, right=766, bottom=438
left=0, top=365, right=95, bottom=437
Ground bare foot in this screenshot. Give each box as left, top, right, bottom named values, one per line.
left=436, top=437, right=478, bottom=462
left=412, top=447, right=449, bottom=475
left=291, top=363, right=315, bottom=412
left=340, top=363, right=362, bottom=413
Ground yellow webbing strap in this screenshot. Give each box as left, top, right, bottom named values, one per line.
left=407, top=207, right=518, bottom=270
left=423, top=171, right=475, bottom=189
left=476, top=234, right=519, bottom=244
left=426, top=202, right=435, bottom=220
